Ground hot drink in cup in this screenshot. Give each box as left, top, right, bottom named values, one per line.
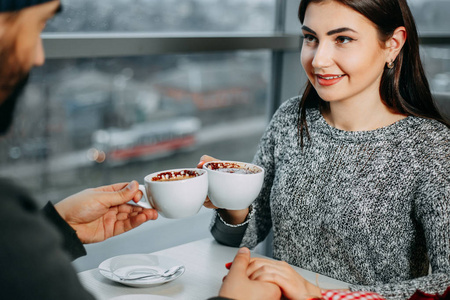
left=131, top=168, right=208, bottom=219
left=206, top=162, right=261, bottom=175
left=203, top=161, right=264, bottom=210
left=151, top=170, right=201, bottom=181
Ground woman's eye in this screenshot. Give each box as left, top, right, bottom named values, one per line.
left=303, top=34, right=317, bottom=44
left=336, top=36, right=354, bottom=44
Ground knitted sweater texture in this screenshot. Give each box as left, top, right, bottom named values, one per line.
left=211, top=97, right=450, bottom=300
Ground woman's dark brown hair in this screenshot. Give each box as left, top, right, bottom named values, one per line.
left=297, top=0, right=448, bottom=146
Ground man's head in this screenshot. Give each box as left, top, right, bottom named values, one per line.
left=0, top=0, right=60, bottom=134
left=0, top=0, right=57, bottom=12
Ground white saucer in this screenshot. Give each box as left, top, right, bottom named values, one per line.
left=98, top=254, right=185, bottom=288
left=109, top=295, right=173, bottom=300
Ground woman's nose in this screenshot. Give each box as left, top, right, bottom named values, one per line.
left=311, top=43, right=333, bottom=69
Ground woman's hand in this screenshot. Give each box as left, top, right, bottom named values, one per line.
left=197, top=154, right=219, bottom=209
left=54, top=181, right=158, bottom=244
left=219, top=248, right=282, bottom=300
left=247, top=257, right=322, bottom=300
left=197, top=154, right=250, bottom=224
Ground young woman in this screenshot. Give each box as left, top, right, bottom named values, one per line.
left=200, top=0, right=450, bottom=299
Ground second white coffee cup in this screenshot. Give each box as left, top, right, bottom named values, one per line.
left=132, top=168, right=208, bottom=219
left=203, top=161, right=264, bottom=210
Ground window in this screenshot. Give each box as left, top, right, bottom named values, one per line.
left=0, top=1, right=282, bottom=205
left=1, top=0, right=448, bottom=206
left=7, top=52, right=271, bottom=202
left=408, top=0, right=450, bottom=35
left=45, top=0, right=276, bottom=33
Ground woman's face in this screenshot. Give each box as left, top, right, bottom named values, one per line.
left=300, top=1, right=390, bottom=106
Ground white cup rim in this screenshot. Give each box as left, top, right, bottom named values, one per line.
left=144, top=168, right=207, bottom=183
left=203, top=160, right=264, bottom=176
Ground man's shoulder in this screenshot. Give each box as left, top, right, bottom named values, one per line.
left=0, top=177, right=24, bottom=197
left=0, top=177, right=38, bottom=213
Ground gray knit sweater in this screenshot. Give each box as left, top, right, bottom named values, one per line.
left=210, top=97, right=450, bottom=300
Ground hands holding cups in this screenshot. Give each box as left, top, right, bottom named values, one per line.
left=197, top=155, right=264, bottom=225
left=137, top=168, right=208, bottom=219
left=127, top=154, right=263, bottom=222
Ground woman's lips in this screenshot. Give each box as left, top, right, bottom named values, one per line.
left=316, top=74, right=345, bottom=86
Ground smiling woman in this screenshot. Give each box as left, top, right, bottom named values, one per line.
left=207, top=0, right=450, bottom=300
left=297, top=0, right=447, bottom=137
left=300, top=1, right=407, bottom=131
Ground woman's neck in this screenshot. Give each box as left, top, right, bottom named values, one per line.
left=322, top=100, right=407, bottom=131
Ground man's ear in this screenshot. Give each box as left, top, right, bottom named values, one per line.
left=385, top=26, right=407, bottom=63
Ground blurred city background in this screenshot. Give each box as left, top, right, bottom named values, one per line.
left=0, top=0, right=448, bottom=271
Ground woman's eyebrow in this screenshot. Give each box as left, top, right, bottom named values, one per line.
left=301, top=25, right=316, bottom=35
left=326, top=27, right=357, bottom=35
left=301, top=25, right=357, bottom=36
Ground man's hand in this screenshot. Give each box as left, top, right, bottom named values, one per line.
left=246, top=257, right=322, bottom=300
left=55, top=181, right=158, bottom=244
left=219, top=247, right=282, bottom=300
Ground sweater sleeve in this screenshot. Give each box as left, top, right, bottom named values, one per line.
left=209, top=99, right=282, bottom=248
left=0, top=179, right=95, bottom=300
left=349, top=128, right=450, bottom=300
left=210, top=209, right=250, bottom=247
left=42, top=201, right=87, bottom=260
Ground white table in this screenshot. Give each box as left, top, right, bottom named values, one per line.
left=78, top=238, right=349, bottom=300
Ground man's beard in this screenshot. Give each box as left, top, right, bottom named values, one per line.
left=0, top=74, right=29, bottom=135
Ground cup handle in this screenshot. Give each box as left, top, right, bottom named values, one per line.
left=127, top=184, right=153, bottom=209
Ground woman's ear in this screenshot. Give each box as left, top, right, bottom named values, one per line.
left=385, top=26, right=407, bottom=63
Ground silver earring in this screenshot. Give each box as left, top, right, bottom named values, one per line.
left=387, top=60, right=395, bottom=69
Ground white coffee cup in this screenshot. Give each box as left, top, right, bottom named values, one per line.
left=130, top=168, right=208, bottom=219
left=203, top=161, right=264, bottom=210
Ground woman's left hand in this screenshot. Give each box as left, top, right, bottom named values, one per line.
left=246, top=257, right=322, bottom=300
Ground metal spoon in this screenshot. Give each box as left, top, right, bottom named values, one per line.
left=100, top=265, right=185, bottom=281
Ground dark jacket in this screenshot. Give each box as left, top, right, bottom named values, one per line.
left=0, top=178, right=95, bottom=299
